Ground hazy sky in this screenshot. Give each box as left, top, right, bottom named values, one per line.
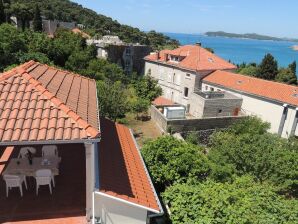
left=72, top=0, right=298, bottom=38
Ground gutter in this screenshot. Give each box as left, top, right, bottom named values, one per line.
left=94, top=191, right=160, bottom=214
left=129, top=129, right=164, bottom=218
left=0, top=138, right=101, bottom=146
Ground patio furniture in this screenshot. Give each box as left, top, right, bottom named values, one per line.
left=2, top=157, right=61, bottom=177
left=35, top=169, right=53, bottom=195
left=42, top=145, right=58, bottom=158
left=3, top=174, right=27, bottom=197
left=18, top=147, right=36, bottom=159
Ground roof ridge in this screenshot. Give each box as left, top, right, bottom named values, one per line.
left=17, top=66, right=100, bottom=138
left=215, top=70, right=298, bottom=89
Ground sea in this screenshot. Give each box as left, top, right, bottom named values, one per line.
left=164, top=32, right=298, bottom=68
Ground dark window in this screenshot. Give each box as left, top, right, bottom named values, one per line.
left=184, top=87, right=189, bottom=97
left=218, top=109, right=222, bottom=114
left=210, top=87, right=214, bottom=91
left=126, top=48, right=131, bottom=55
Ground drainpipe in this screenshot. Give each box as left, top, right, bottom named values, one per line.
left=278, top=104, right=288, bottom=136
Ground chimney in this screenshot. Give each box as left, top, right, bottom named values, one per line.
left=152, top=51, right=160, bottom=61
left=195, top=42, right=202, bottom=46
left=164, top=53, right=169, bottom=62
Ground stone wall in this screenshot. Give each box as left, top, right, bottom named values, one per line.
left=150, top=105, right=168, bottom=132
left=151, top=105, right=244, bottom=133
left=167, top=116, right=243, bottom=133
left=107, top=45, right=151, bottom=74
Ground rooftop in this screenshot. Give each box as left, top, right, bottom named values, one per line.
left=0, top=61, right=100, bottom=144
left=72, top=28, right=91, bottom=39
left=145, top=45, right=237, bottom=72
left=99, top=118, right=161, bottom=213
left=203, top=70, right=298, bottom=106
left=152, top=96, right=175, bottom=106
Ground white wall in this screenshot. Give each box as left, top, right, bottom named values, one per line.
left=85, top=143, right=95, bottom=220
left=94, top=193, right=148, bottom=224
left=145, top=61, right=199, bottom=106
left=202, top=83, right=298, bottom=138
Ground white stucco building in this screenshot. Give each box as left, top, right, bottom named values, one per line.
left=202, top=70, right=298, bottom=138
left=144, top=44, right=237, bottom=112
left=145, top=45, right=298, bottom=138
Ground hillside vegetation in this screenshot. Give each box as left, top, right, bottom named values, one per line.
left=206, top=31, right=298, bottom=42
left=6, top=0, right=179, bottom=49
left=142, top=117, right=298, bottom=223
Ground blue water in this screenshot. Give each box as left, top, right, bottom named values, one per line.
left=165, top=33, right=298, bottom=68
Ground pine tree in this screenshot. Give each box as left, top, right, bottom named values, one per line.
left=0, top=0, right=6, bottom=24
left=32, top=4, right=42, bottom=32
left=257, top=53, right=278, bottom=80
left=288, top=61, right=296, bottom=75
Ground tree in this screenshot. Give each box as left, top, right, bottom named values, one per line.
left=32, top=4, right=42, bottom=32
left=163, top=176, right=298, bottom=224
left=142, top=136, right=210, bottom=190
left=257, top=53, right=278, bottom=80
left=238, top=65, right=258, bottom=76
left=0, top=0, right=5, bottom=24
left=0, top=23, right=27, bottom=70
left=131, top=97, right=150, bottom=119
left=97, top=81, right=128, bottom=121
left=83, top=58, right=127, bottom=83
left=18, top=52, right=51, bottom=64
left=289, top=61, right=296, bottom=75
left=208, top=117, right=298, bottom=194
left=10, top=2, right=33, bottom=31
left=275, top=68, right=297, bottom=85
left=133, top=75, right=162, bottom=102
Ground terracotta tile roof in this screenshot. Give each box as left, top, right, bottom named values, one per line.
left=99, top=118, right=161, bottom=213
left=203, top=70, right=298, bottom=107
left=152, top=96, right=175, bottom=106
left=0, top=61, right=100, bottom=143
left=145, top=45, right=236, bottom=72
left=72, top=28, right=91, bottom=39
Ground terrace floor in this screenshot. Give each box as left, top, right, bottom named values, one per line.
left=0, top=144, right=87, bottom=224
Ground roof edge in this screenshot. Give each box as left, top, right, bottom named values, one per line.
left=128, top=128, right=164, bottom=214
left=95, top=191, right=161, bottom=214
left=203, top=70, right=298, bottom=108
left=0, top=60, right=36, bottom=82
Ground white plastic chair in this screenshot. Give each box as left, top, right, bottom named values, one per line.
left=42, top=145, right=58, bottom=158
left=35, top=169, right=54, bottom=195
left=18, top=147, right=36, bottom=159
left=3, top=174, right=27, bottom=197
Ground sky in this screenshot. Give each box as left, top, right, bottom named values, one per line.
left=72, top=0, right=298, bottom=38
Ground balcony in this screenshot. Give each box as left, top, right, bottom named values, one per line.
left=0, top=144, right=87, bottom=224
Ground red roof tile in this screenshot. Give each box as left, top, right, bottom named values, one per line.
left=0, top=61, right=100, bottom=143
left=152, top=96, right=175, bottom=106
left=72, top=28, right=91, bottom=39
left=145, top=45, right=236, bottom=72
left=203, top=70, right=298, bottom=106
left=99, top=118, right=161, bottom=212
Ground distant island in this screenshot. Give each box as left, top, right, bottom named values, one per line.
left=205, top=31, right=298, bottom=42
